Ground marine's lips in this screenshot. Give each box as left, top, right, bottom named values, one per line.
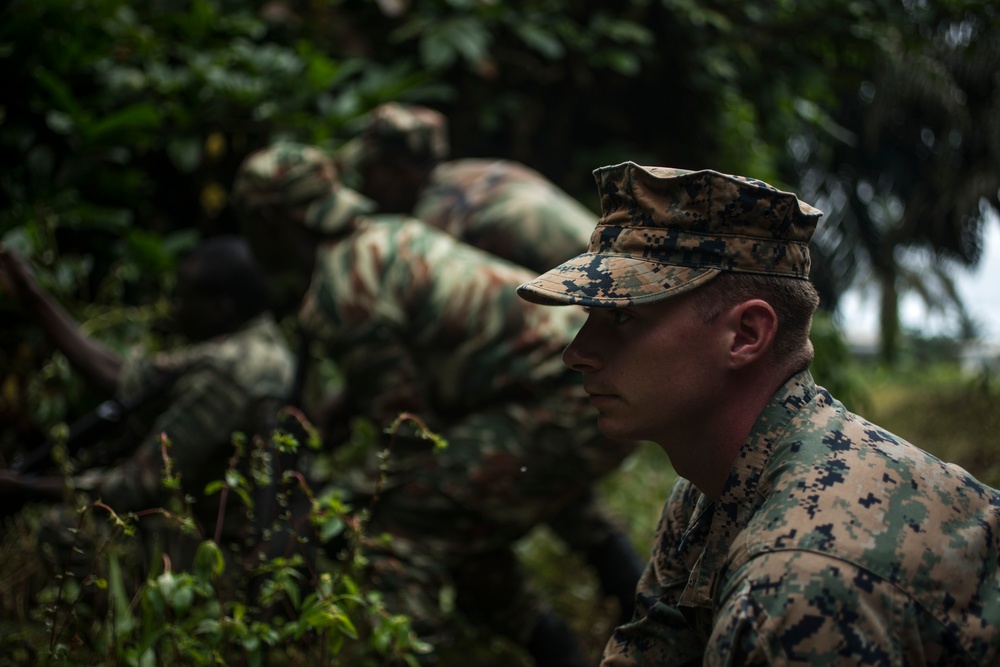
left=584, top=384, right=621, bottom=408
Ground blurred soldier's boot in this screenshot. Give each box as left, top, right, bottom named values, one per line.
left=587, top=531, right=645, bottom=626
left=526, top=609, right=591, bottom=667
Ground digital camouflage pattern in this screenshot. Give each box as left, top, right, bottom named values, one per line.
left=517, top=161, right=822, bottom=307
left=297, top=215, right=637, bottom=641
left=231, top=141, right=375, bottom=235
left=75, top=313, right=294, bottom=528
left=602, top=370, right=1000, bottom=667
left=336, top=102, right=597, bottom=273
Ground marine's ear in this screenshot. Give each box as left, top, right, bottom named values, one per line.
left=723, top=299, right=778, bottom=370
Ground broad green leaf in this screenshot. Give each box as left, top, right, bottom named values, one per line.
left=514, top=24, right=564, bottom=59
left=85, top=102, right=162, bottom=143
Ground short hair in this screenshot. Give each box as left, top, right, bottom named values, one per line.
left=180, top=236, right=270, bottom=322
left=691, top=272, right=820, bottom=372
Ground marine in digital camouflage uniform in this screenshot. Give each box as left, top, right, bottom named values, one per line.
left=231, top=142, right=640, bottom=666
left=517, top=162, right=1000, bottom=666
left=0, top=238, right=294, bottom=553
left=336, top=101, right=597, bottom=274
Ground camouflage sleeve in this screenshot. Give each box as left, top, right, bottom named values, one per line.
left=601, top=480, right=706, bottom=667
left=464, top=181, right=595, bottom=272
left=298, top=220, right=450, bottom=423
left=706, top=550, right=923, bottom=667
left=301, top=290, right=432, bottom=423
left=85, top=365, right=252, bottom=511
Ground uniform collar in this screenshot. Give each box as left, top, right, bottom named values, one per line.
left=677, top=370, right=818, bottom=610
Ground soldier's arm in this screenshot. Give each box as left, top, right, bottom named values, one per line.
left=600, top=568, right=705, bottom=667
left=92, top=365, right=251, bottom=511
left=601, top=481, right=707, bottom=667
left=0, top=245, right=121, bottom=394
left=300, top=290, right=435, bottom=423
left=1, top=364, right=250, bottom=511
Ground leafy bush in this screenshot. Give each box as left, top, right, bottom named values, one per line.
left=0, top=415, right=442, bottom=667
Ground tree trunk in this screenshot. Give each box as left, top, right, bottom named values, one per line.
left=878, top=268, right=900, bottom=365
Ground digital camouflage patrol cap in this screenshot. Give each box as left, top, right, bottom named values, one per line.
left=336, top=102, right=450, bottom=174
left=231, top=141, right=375, bottom=235
left=516, top=162, right=822, bottom=307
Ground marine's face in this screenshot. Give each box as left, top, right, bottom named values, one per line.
left=562, top=291, right=729, bottom=446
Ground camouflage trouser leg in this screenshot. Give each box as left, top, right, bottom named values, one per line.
left=362, top=539, right=541, bottom=646
left=363, top=386, right=637, bottom=647
left=450, top=546, right=542, bottom=645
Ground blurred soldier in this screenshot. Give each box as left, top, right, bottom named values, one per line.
left=335, top=101, right=596, bottom=273
left=517, top=162, right=1000, bottom=666
left=0, top=236, right=294, bottom=552
left=231, top=142, right=641, bottom=666
left=337, top=100, right=643, bottom=617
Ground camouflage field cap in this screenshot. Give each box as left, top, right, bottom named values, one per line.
left=336, top=102, right=450, bottom=174
left=516, top=162, right=822, bottom=307
left=231, top=141, right=375, bottom=235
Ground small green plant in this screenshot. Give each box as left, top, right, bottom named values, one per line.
left=0, top=413, right=448, bottom=666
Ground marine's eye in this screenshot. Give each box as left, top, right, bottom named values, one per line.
left=610, top=309, right=634, bottom=325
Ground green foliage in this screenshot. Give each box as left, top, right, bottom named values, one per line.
left=864, top=363, right=1000, bottom=488
left=0, top=419, right=442, bottom=666
left=0, top=0, right=434, bottom=274
left=2, top=1, right=998, bottom=661
left=810, top=311, right=872, bottom=413
left=3, top=0, right=994, bottom=362
left=386, top=0, right=654, bottom=75
left=789, top=2, right=1000, bottom=362
left=0, top=0, right=420, bottom=457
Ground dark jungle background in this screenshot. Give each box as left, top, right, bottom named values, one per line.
left=1, top=0, right=998, bottom=664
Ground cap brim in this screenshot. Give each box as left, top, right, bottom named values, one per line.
left=516, top=253, right=720, bottom=307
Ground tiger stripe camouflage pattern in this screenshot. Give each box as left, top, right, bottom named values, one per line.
left=232, top=141, right=375, bottom=235
left=336, top=102, right=598, bottom=273
left=295, top=213, right=636, bottom=644
left=414, top=158, right=597, bottom=273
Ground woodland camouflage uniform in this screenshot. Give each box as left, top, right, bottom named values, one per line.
left=75, top=313, right=294, bottom=538
left=232, top=142, right=638, bottom=649
left=337, top=102, right=596, bottom=273
left=32, top=312, right=293, bottom=582
left=517, top=162, right=1000, bottom=666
